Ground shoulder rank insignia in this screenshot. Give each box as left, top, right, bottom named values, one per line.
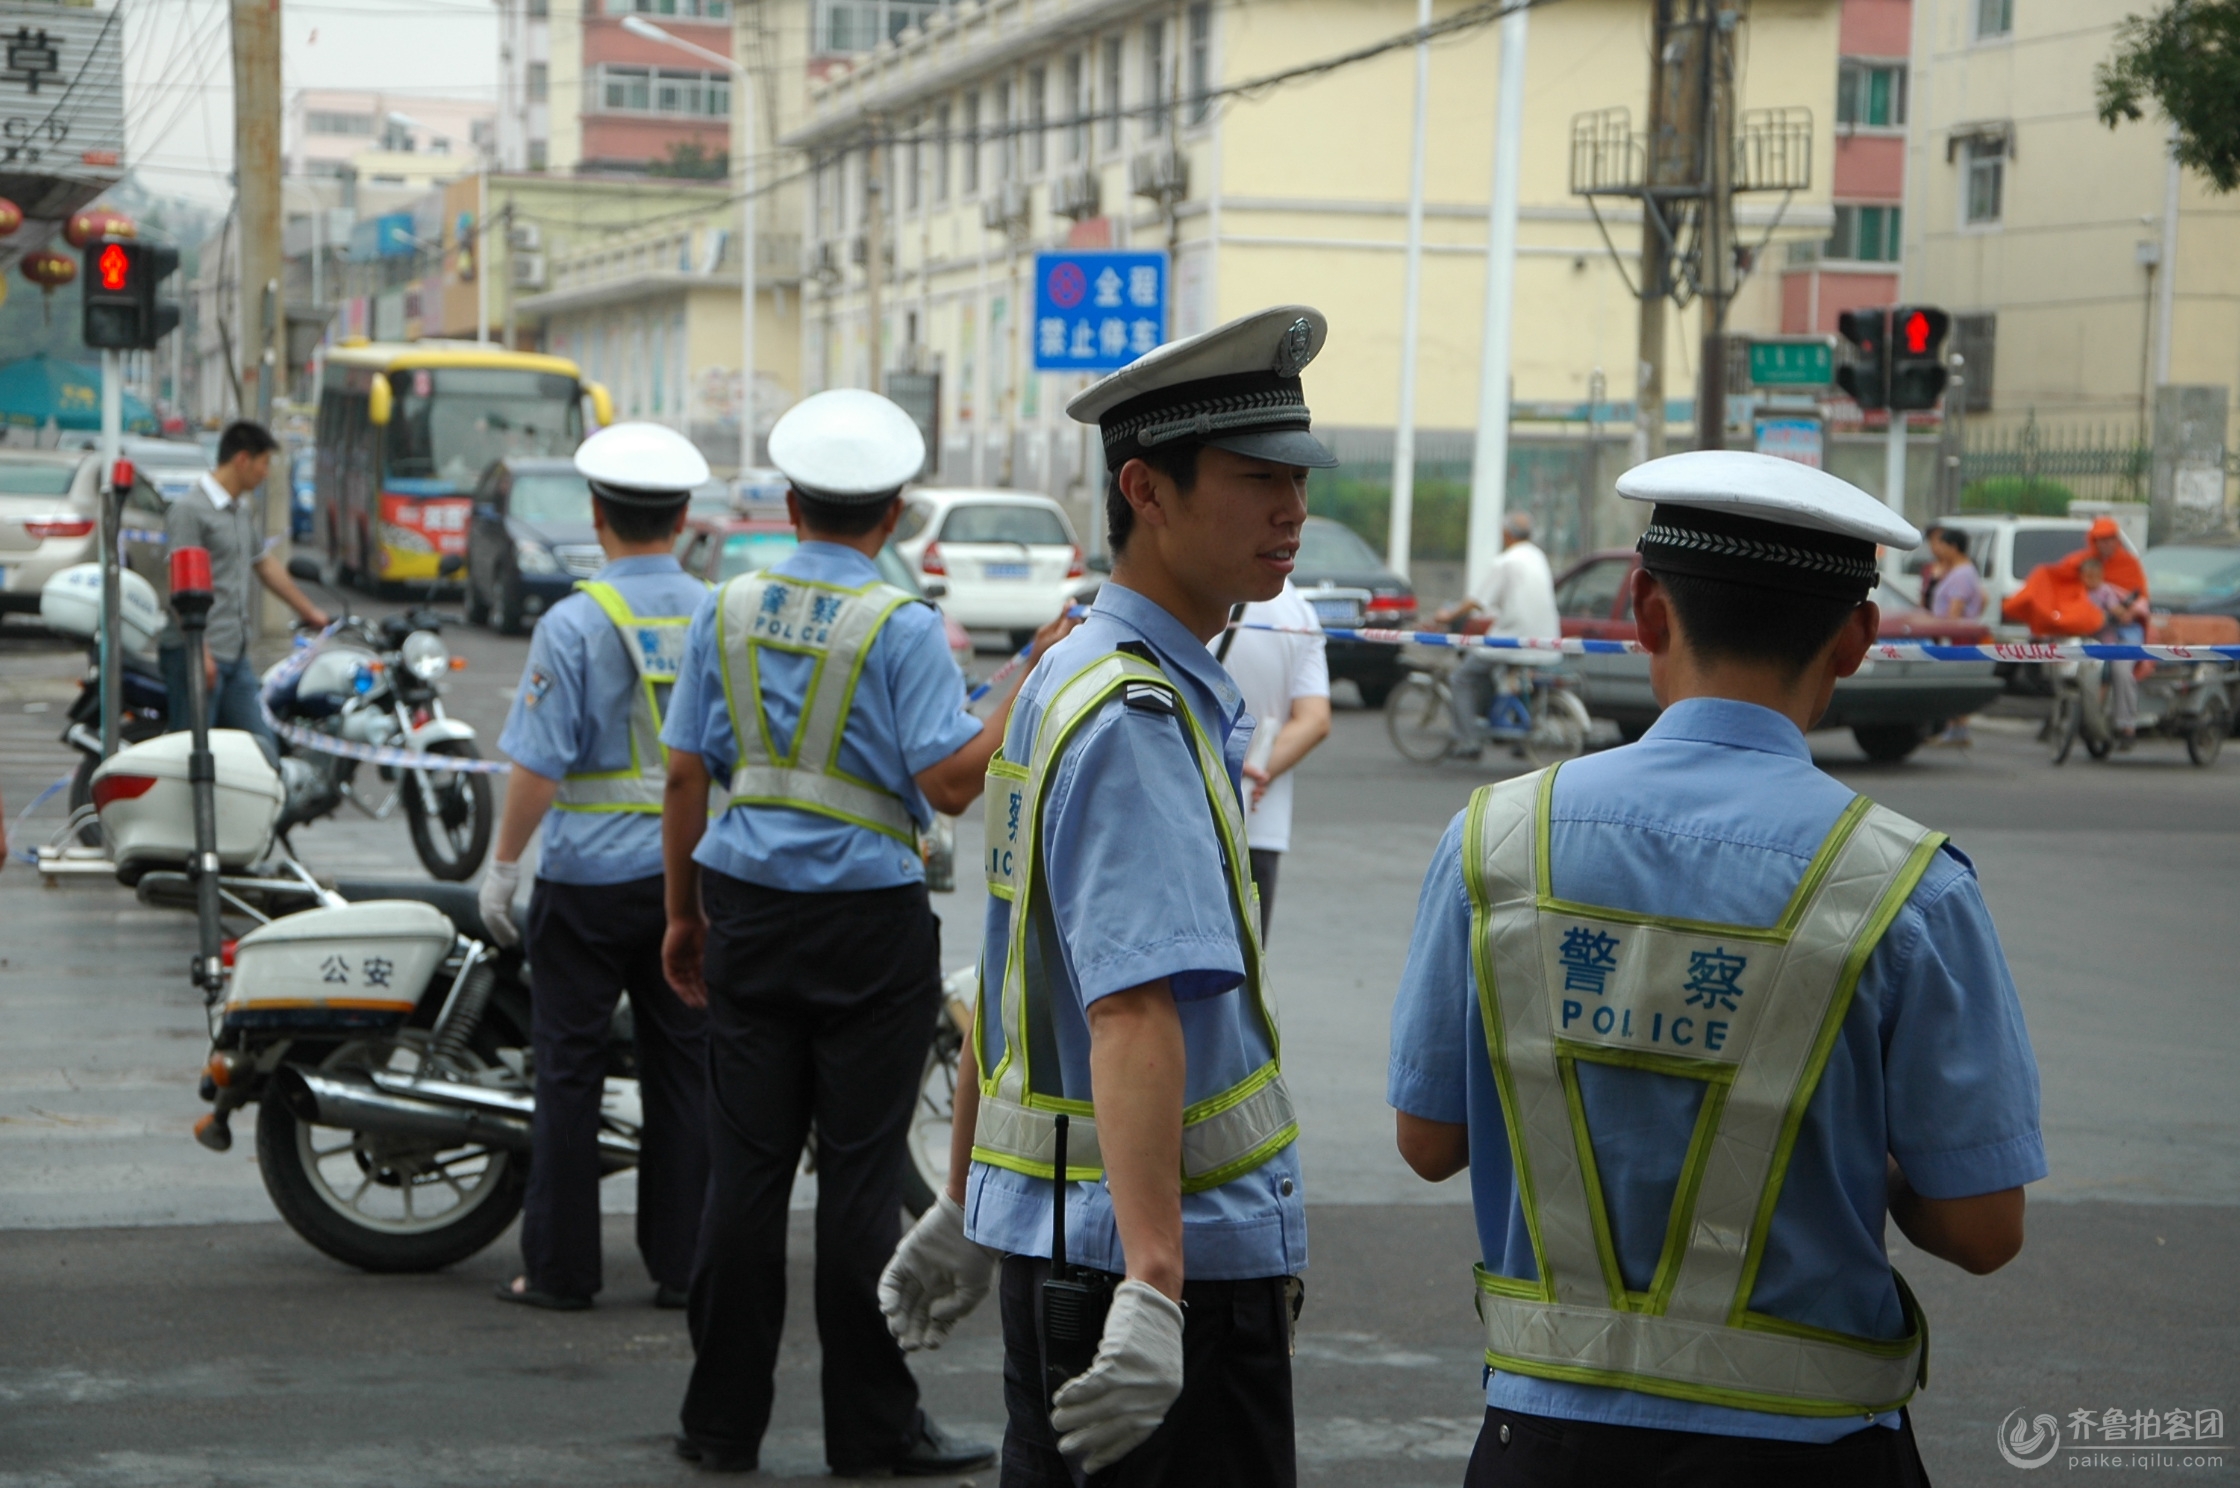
left=1122, top=682, right=1177, bottom=716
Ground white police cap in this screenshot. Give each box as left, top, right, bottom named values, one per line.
left=767, top=388, right=926, bottom=503
left=1067, top=304, right=1338, bottom=470
left=574, top=421, right=711, bottom=506
left=1618, top=451, right=1917, bottom=601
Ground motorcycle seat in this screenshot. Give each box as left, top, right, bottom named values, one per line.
left=331, top=878, right=494, bottom=945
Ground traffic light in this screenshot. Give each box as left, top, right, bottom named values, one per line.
left=1888, top=305, right=1951, bottom=412
left=80, top=240, right=182, bottom=351
left=1834, top=308, right=1889, bottom=411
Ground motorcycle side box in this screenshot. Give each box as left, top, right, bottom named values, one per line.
left=226, top=900, right=456, bottom=1032
left=92, top=730, right=284, bottom=880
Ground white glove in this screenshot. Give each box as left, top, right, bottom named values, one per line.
left=477, top=859, right=522, bottom=948
left=878, top=1191, right=995, bottom=1350
left=1049, top=1279, right=1186, bottom=1474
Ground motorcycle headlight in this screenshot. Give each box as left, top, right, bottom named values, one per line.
left=515, top=539, right=559, bottom=574
left=401, top=629, right=450, bottom=682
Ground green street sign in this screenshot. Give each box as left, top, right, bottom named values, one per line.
left=1748, top=338, right=1835, bottom=388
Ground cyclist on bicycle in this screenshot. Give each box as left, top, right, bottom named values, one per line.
left=1433, top=510, right=1560, bottom=756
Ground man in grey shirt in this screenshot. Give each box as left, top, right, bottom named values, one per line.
left=163, top=420, right=328, bottom=750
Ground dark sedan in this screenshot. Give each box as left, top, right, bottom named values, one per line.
left=1293, top=516, right=1416, bottom=707
left=1551, top=549, right=2006, bottom=762
left=2144, top=537, right=2240, bottom=618
left=465, top=457, right=601, bottom=633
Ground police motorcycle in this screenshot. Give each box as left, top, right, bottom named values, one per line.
left=258, top=555, right=493, bottom=880
left=37, top=563, right=173, bottom=842
left=74, top=548, right=597, bottom=1271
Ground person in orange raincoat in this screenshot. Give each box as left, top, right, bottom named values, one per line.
left=2001, top=516, right=2147, bottom=636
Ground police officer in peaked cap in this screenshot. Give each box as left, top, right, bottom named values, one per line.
left=1387, top=451, right=2046, bottom=1486
left=483, top=420, right=714, bottom=1313
left=879, top=305, right=1340, bottom=1487
left=659, top=388, right=1080, bottom=1475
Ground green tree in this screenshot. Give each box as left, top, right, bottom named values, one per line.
left=2098, top=0, right=2240, bottom=191
left=648, top=140, right=729, bottom=180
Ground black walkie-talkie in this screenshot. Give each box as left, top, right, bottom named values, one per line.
left=1040, top=1114, right=1114, bottom=1406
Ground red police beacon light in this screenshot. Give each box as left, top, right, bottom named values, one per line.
left=171, top=545, right=212, bottom=598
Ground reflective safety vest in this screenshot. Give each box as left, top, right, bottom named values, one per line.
left=1464, top=766, right=1944, bottom=1418
left=716, top=570, right=922, bottom=844
left=555, top=580, right=698, bottom=814
left=971, top=648, right=1297, bottom=1193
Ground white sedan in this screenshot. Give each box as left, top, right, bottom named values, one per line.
left=893, top=488, right=1086, bottom=647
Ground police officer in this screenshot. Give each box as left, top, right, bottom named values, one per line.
left=660, top=389, right=1072, bottom=1476
left=481, top=421, right=713, bottom=1312
left=879, top=306, right=1338, bottom=1487
left=1387, top=451, right=2047, bottom=1487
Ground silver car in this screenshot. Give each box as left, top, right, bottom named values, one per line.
left=0, top=451, right=103, bottom=617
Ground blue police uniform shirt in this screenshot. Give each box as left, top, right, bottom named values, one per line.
left=1388, top=698, right=2045, bottom=1443
left=496, top=553, right=709, bottom=886
left=964, top=582, right=1308, bottom=1283
left=660, top=540, right=981, bottom=892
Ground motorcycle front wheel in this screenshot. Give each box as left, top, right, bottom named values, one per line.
left=1386, top=674, right=1455, bottom=764
left=256, top=1032, right=527, bottom=1273
left=403, top=741, right=494, bottom=881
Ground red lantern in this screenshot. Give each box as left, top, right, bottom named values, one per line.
left=63, top=207, right=135, bottom=248
left=21, top=249, right=76, bottom=290
left=0, top=198, right=21, bottom=237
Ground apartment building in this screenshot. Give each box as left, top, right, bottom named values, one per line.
left=1782, top=0, right=1910, bottom=335
left=287, top=89, right=496, bottom=190
left=494, top=0, right=737, bottom=176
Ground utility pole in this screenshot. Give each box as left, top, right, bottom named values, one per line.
left=864, top=128, right=886, bottom=396
left=232, top=0, right=287, bottom=631
left=1388, top=0, right=1432, bottom=579
left=1634, top=0, right=1673, bottom=469
left=1694, top=2, right=1738, bottom=453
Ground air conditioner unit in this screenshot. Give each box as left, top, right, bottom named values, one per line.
left=1130, top=148, right=1189, bottom=203
left=849, top=234, right=869, bottom=266
left=1049, top=167, right=1101, bottom=222
left=511, top=251, right=547, bottom=289
left=508, top=221, right=541, bottom=252
left=980, top=180, right=1031, bottom=233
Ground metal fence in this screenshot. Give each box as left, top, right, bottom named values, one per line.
left=1955, top=413, right=2150, bottom=511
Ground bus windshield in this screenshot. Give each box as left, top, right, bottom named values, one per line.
left=385, top=368, right=583, bottom=488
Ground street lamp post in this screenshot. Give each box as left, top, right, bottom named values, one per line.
left=622, top=14, right=756, bottom=473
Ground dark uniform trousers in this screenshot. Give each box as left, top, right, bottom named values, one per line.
left=522, top=873, right=710, bottom=1299
left=680, top=869, right=941, bottom=1474
left=997, top=1256, right=1298, bottom=1488
left=1464, top=1404, right=1935, bottom=1488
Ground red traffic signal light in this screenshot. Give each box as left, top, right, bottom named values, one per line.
left=81, top=240, right=181, bottom=351
left=1899, top=309, right=1934, bottom=356
left=96, top=242, right=129, bottom=293
left=1888, top=306, right=1951, bottom=412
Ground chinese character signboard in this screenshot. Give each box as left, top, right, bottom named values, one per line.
left=1746, top=337, right=1834, bottom=388
left=0, top=6, right=125, bottom=193
left=1033, top=251, right=1167, bottom=373
left=1754, top=415, right=1824, bottom=469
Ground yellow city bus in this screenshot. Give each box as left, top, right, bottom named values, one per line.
left=315, top=341, right=613, bottom=587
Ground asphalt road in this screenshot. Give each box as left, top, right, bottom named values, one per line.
left=1, top=604, right=2234, bottom=1487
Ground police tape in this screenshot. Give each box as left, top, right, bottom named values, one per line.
left=1247, top=623, right=2240, bottom=665
left=259, top=706, right=516, bottom=774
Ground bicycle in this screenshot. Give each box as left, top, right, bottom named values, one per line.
left=2046, top=654, right=2232, bottom=767
left=1386, top=649, right=1592, bottom=767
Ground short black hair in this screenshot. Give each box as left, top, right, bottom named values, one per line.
left=594, top=493, right=685, bottom=544
left=1105, top=442, right=1202, bottom=552
left=1930, top=525, right=1968, bottom=558
left=1649, top=568, right=1865, bottom=677
left=217, top=420, right=279, bottom=466
left=797, top=489, right=899, bottom=538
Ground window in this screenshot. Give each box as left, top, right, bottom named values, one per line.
left=814, top=0, right=942, bottom=53
left=940, top=503, right=1072, bottom=546
left=1826, top=203, right=1901, bottom=261
left=996, top=79, right=1015, bottom=181
left=1975, top=0, right=2012, bottom=38
left=1554, top=558, right=1630, bottom=620
left=1065, top=54, right=1087, bottom=163
left=1102, top=37, right=1123, bottom=151
left=963, top=92, right=981, bottom=194
left=527, top=62, right=548, bottom=103
left=307, top=111, right=375, bottom=136
left=1837, top=60, right=1905, bottom=128
left=1954, top=313, right=1996, bottom=412
left=1144, top=20, right=1167, bottom=135
left=894, top=502, right=934, bottom=543
left=1187, top=2, right=1211, bottom=125
left=1964, top=135, right=2004, bottom=224
left=1027, top=66, right=1047, bottom=176
left=616, top=0, right=729, bottom=16
left=527, top=0, right=547, bottom=15
left=528, top=140, right=548, bottom=170
left=935, top=102, right=952, bottom=202
left=907, top=115, right=922, bottom=211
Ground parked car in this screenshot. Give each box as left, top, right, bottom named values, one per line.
left=464, top=456, right=598, bottom=633
left=1288, top=515, right=1416, bottom=707
left=1551, top=549, right=2006, bottom=762
left=1, top=451, right=107, bottom=619
left=891, top=488, right=1085, bottom=648
left=675, top=513, right=974, bottom=673
left=2143, top=536, right=2240, bottom=618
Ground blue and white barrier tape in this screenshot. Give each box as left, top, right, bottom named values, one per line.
left=258, top=644, right=510, bottom=774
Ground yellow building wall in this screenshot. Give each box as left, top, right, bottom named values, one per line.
left=548, top=0, right=585, bottom=175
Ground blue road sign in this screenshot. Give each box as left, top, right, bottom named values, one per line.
left=1032, top=250, right=1167, bottom=372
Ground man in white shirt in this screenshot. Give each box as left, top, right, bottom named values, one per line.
left=1209, top=578, right=1332, bottom=938
left=1434, top=509, right=1559, bottom=757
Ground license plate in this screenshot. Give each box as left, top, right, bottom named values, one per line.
left=984, top=562, right=1031, bottom=580
left=1312, top=599, right=1360, bottom=624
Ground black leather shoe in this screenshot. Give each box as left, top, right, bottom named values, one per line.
left=675, top=1433, right=758, bottom=1473
left=888, top=1412, right=997, bottom=1477
left=654, top=1283, right=689, bottom=1310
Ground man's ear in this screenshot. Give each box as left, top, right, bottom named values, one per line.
left=1828, top=600, right=1879, bottom=680
left=1632, top=568, right=1673, bottom=656
left=1117, top=457, right=1169, bottom=534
